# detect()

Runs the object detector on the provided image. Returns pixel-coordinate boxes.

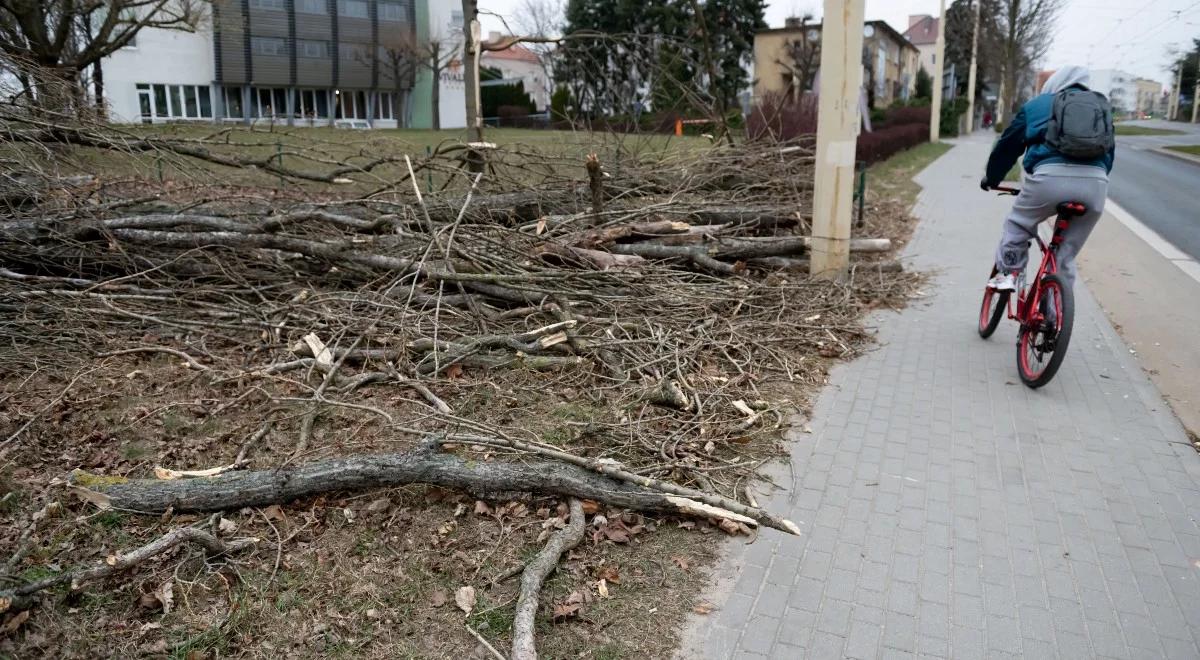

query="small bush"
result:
[881,105,930,128]
[857,123,928,165]
[746,91,818,142]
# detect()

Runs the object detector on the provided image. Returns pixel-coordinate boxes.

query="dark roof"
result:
[902,15,938,46]
[758,19,918,53]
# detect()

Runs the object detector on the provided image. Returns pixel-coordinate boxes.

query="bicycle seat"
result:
[1056,202,1087,217]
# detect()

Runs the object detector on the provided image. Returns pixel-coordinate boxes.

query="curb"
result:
[1152,146,1200,167]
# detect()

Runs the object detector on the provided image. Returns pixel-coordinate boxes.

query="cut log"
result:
[533,243,646,270]
[629,236,892,261]
[746,257,904,273]
[572,220,693,248]
[607,244,737,275]
[65,439,798,534]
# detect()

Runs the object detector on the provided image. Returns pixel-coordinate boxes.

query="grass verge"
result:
[867,141,953,209]
[1115,125,1186,136]
[1166,144,1200,156]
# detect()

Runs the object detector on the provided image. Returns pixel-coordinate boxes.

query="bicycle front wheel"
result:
[1017,273,1074,388]
[978,266,1009,339]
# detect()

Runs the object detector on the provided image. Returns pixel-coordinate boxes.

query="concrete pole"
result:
[966,0,981,133]
[1192,52,1200,123]
[1170,65,1182,121]
[809,0,866,279]
[930,0,947,142]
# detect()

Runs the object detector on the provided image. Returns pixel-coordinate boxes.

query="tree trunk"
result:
[92,59,106,120]
[431,45,442,131]
[461,0,483,144]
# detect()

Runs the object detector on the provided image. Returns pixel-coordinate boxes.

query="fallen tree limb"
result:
[512,498,584,660]
[634,236,892,260]
[0,526,258,613]
[745,257,904,273]
[65,439,798,534]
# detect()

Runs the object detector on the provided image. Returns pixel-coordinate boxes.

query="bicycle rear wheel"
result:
[1017,273,1073,388]
[978,266,1009,339]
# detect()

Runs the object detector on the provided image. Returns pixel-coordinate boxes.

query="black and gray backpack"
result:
[1044,87,1114,160]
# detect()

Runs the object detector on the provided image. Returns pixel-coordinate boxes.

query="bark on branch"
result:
[512,498,585,660]
[66,439,799,534]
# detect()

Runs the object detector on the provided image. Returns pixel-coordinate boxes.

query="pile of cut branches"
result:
[0,110,918,656]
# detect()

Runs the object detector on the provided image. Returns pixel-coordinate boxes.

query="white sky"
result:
[479,0,1200,90]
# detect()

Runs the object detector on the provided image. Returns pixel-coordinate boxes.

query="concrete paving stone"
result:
[677,135,1200,660]
[807,631,845,660]
[815,598,853,637]
[883,614,916,652]
[738,616,780,655]
[844,619,883,659]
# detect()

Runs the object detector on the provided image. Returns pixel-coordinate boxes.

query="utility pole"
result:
[809,0,866,278]
[930,0,947,142]
[966,0,981,134]
[1170,63,1182,121]
[1192,51,1200,123]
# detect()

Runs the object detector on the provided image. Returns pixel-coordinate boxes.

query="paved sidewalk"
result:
[681,134,1200,659]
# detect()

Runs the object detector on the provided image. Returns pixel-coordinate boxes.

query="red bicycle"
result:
[978,185,1084,388]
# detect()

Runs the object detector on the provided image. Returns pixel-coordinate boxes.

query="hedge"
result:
[746,92,930,165]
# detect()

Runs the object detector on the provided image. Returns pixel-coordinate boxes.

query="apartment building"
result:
[754,18,918,107]
[101,0,466,129]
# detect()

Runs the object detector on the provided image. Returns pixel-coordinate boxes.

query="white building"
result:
[480,32,550,112]
[1088,69,1139,115]
[102,28,215,124]
[97,0,466,130]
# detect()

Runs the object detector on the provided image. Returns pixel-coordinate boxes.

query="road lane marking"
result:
[1105,199,1200,285]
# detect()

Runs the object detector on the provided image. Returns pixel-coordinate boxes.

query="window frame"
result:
[337,0,368,18]
[251,36,287,57]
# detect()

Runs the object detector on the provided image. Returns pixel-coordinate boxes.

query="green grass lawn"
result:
[1166,144,1200,156]
[867,141,953,208]
[1115,125,1186,136]
[16,124,708,192]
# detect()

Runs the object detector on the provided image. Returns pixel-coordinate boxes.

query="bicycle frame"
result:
[993,185,1079,329]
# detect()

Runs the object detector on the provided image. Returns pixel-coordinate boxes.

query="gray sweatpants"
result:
[995,163,1109,291]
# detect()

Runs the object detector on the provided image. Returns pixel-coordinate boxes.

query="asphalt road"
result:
[1109,120,1200,260]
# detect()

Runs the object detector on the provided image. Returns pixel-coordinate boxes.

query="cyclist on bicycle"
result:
[980,65,1115,294]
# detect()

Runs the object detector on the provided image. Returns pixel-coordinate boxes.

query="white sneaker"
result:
[987,272,1016,291]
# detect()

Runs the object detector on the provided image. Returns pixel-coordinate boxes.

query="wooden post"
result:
[930,0,947,142]
[809,0,866,279]
[965,0,981,134]
[462,0,483,144]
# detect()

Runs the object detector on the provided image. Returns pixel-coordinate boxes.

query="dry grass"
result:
[0,125,939,659]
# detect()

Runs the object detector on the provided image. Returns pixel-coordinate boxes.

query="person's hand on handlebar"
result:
[980,176,994,191]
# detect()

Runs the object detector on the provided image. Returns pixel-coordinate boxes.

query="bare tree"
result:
[0,0,206,112]
[774,15,820,102]
[992,0,1062,122]
[513,0,563,105]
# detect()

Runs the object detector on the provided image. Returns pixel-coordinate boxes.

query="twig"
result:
[0,527,258,610]
[467,624,508,660]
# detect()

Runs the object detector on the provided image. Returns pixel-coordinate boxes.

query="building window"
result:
[379,2,405,21]
[296,0,327,13]
[249,0,285,9]
[224,86,244,118]
[376,92,394,119]
[298,89,330,118]
[251,36,287,57]
[337,0,367,18]
[298,39,330,58]
[451,9,464,26]
[138,83,214,119]
[339,43,366,60]
[334,89,368,119]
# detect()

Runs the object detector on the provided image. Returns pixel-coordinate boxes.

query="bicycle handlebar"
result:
[991,185,1020,196]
